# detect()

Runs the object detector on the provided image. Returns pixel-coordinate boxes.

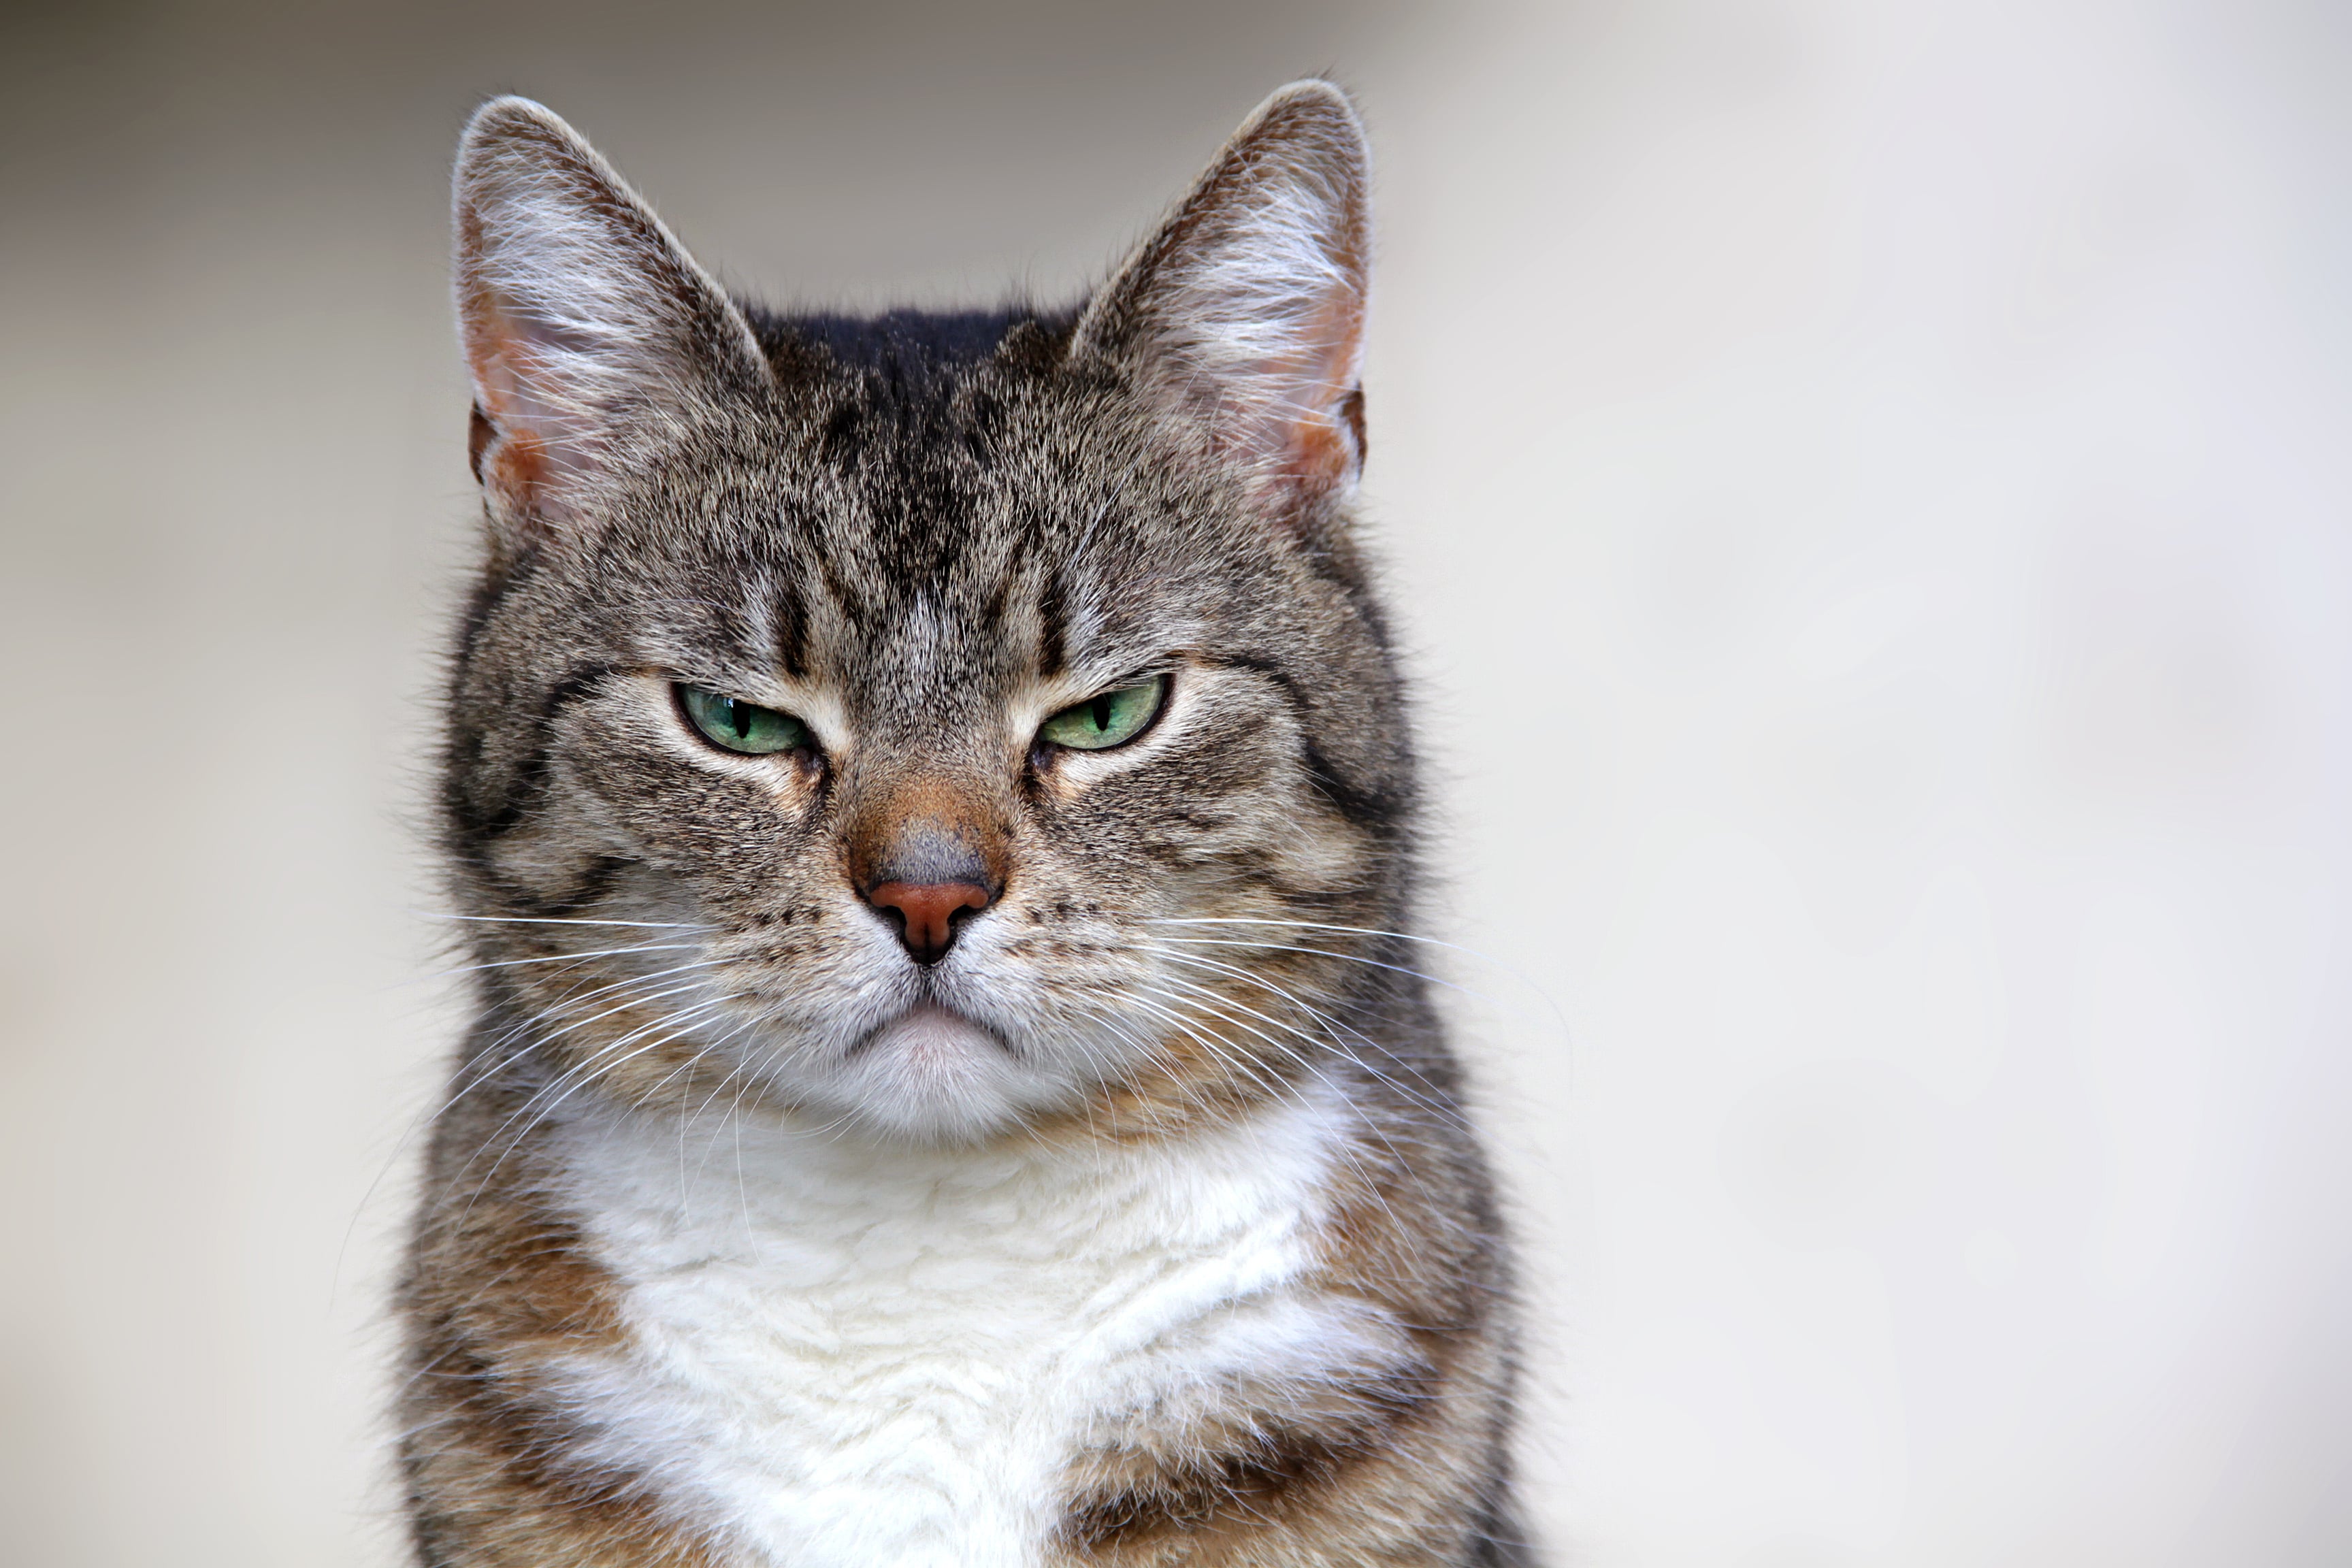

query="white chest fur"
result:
[544,1086,1369,1567]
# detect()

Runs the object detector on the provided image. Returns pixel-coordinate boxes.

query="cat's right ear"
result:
[453,97,768,564]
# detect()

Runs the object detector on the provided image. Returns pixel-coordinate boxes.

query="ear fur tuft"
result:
[1077,81,1373,517]
[453,96,768,561]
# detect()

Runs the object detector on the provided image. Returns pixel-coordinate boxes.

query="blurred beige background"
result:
[5,0,2350,1563]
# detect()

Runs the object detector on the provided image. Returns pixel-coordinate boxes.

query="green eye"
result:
[1038,676,1166,751]
[678,685,811,755]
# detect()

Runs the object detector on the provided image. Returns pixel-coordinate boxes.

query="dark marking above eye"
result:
[1035,572,1068,677]
[770,583,808,677]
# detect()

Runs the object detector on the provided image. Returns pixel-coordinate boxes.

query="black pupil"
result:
[727,699,753,740]
[1091,693,1114,732]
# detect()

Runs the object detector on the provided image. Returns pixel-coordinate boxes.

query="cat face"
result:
[442,91,1417,1143]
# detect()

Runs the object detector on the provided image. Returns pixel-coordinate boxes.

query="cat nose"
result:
[856,822,999,964]
[864,879,993,964]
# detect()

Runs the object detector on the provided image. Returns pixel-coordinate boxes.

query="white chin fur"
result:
[809,1003,1066,1143]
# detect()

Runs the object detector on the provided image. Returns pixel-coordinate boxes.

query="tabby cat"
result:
[397,82,1528,1567]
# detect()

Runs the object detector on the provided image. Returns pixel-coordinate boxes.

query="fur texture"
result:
[399,84,1529,1566]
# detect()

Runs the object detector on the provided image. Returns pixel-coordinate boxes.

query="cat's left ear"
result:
[1075,81,1371,520]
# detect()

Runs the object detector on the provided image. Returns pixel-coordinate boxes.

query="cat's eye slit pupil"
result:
[678,683,808,757]
[1036,675,1166,752]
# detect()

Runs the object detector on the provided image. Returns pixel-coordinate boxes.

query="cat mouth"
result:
[846,1001,1013,1060]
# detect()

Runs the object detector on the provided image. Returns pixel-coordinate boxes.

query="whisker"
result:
[1117,988,1319,1115]
[1120,981,1398,1147]
[340,951,726,1297]
[453,994,738,1218]
[1115,985,1418,1232]
[412,941,703,984]
[1137,962,1474,1222]
[446,973,734,1173]
[1141,948,1467,1126]
[1143,921,1570,1039]
[437,960,736,1104]
[414,911,716,930]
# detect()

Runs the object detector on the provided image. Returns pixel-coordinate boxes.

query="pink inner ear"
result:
[464,299,600,521]
[1238,294,1367,497]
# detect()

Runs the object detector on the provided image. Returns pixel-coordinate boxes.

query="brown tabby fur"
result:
[397,83,1529,1565]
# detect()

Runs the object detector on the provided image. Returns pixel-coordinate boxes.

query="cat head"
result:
[442,85,1422,1144]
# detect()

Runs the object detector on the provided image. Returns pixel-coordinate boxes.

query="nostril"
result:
[864,880,992,964]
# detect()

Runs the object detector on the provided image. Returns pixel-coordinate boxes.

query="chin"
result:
[796,1002,1085,1145]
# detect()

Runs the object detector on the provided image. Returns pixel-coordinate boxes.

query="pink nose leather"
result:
[864,879,992,964]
